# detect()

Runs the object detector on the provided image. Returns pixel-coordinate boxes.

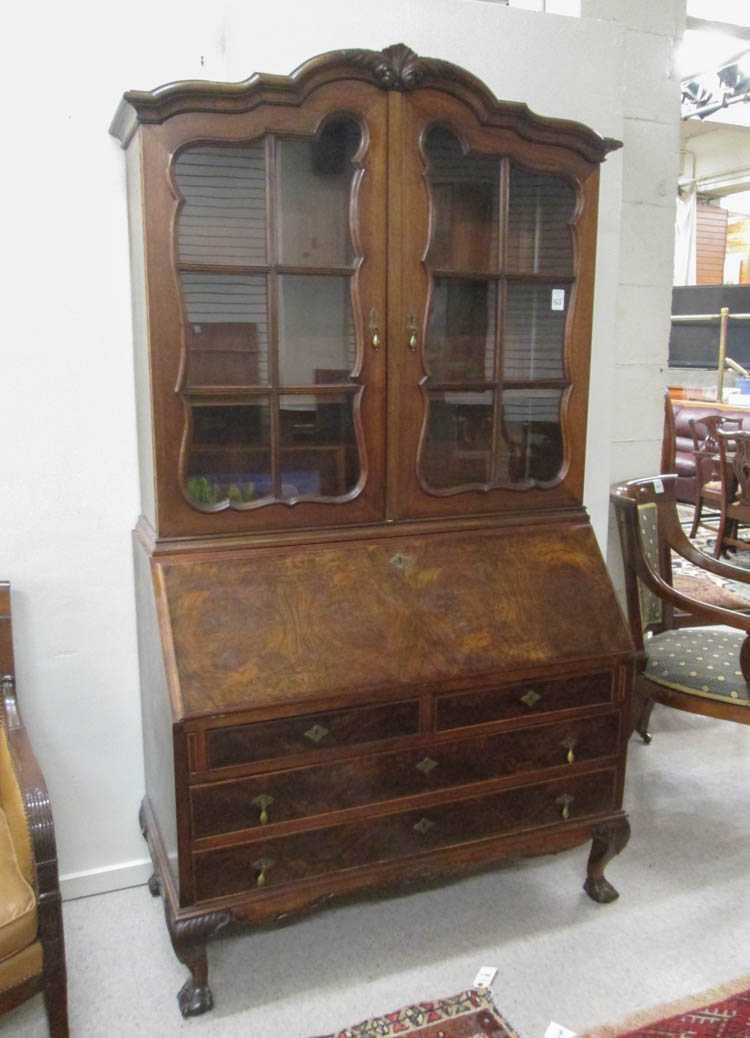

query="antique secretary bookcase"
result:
[111,44,633,1017]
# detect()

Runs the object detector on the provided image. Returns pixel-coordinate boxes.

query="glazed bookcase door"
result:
[391,88,600,520]
[140,82,388,537]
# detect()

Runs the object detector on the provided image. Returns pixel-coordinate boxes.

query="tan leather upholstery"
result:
[0,805,37,963]
[0,727,33,885]
[0,941,42,993]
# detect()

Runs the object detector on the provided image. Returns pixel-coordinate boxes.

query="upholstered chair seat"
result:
[645,625,750,708]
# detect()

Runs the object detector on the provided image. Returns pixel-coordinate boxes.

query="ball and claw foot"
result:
[147,872,161,898]
[178,978,214,1018]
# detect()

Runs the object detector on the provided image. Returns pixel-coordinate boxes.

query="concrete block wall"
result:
[581,0,683,580]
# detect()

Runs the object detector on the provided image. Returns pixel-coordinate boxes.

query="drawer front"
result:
[436,672,614,731]
[191,713,621,838]
[206,699,420,770]
[192,769,617,900]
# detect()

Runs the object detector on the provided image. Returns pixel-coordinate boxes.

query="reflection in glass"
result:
[425,279,496,383]
[503,283,567,381]
[278,275,355,385]
[181,273,269,387]
[175,143,267,266]
[277,118,361,268]
[425,126,500,272]
[186,401,272,506]
[422,391,494,489]
[506,168,575,274]
[279,393,359,499]
[501,389,563,483]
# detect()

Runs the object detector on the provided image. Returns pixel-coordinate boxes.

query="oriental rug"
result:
[310,988,520,1038]
[582,976,750,1038]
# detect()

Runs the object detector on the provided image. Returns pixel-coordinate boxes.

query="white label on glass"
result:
[551,289,565,311]
[545,1023,576,1038]
[473,966,497,989]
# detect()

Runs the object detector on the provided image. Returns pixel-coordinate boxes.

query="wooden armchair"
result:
[688,414,742,539]
[0,583,67,1036]
[611,476,750,743]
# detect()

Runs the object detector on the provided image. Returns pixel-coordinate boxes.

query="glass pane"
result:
[279,393,359,499]
[425,126,500,272]
[175,143,267,266]
[502,283,567,381]
[501,389,563,483]
[277,118,362,268]
[181,273,269,386]
[506,167,575,274]
[425,279,496,384]
[421,391,494,489]
[278,275,355,386]
[186,401,272,506]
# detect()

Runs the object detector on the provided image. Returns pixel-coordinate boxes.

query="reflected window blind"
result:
[503,285,566,380]
[175,144,267,266]
[507,169,574,273]
[181,273,269,383]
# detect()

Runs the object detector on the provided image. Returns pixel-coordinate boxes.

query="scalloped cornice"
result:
[110,43,621,163]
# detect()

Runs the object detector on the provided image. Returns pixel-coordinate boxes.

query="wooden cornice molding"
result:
[109,43,621,162]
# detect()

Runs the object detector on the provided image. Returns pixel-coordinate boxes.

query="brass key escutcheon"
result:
[304,723,330,744]
[252,793,274,825]
[521,689,542,708]
[413,817,435,835]
[253,858,274,888]
[416,757,438,775]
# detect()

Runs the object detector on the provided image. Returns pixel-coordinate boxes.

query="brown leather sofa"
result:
[0,583,67,1036]
[661,393,750,503]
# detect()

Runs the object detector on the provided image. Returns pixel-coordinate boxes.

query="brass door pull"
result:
[368,307,381,349]
[252,794,274,825]
[253,858,274,888]
[407,312,418,351]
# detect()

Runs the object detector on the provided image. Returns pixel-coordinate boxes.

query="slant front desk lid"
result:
[155,524,633,721]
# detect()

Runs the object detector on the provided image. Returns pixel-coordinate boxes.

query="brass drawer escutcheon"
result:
[253,858,274,888]
[413,817,435,835]
[520,689,542,708]
[556,794,575,821]
[415,756,438,775]
[252,794,274,825]
[304,723,330,745]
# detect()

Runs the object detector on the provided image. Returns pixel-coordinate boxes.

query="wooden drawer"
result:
[205,699,420,770]
[191,713,620,839]
[436,672,614,731]
[192,769,617,901]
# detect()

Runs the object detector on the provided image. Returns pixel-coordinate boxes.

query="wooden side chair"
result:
[0,583,68,1036]
[714,428,750,558]
[688,414,742,538]
[611,475,750,743]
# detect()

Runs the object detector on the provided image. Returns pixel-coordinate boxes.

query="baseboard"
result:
[60,857,153,901]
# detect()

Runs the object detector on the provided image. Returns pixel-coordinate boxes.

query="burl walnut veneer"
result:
[112,44,632,1016]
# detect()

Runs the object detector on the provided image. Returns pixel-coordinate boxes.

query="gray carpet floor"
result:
[3,708,749,1037]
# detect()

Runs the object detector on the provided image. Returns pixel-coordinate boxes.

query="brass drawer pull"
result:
[368,307,381,349]
[562,738,576,765]
[520,689,542,708]
[556,794,574,821]
[415,756,438,775]
[253,857,274,888]
[413,817,435,835]
[304,723,330,745]
[252,794,274,825]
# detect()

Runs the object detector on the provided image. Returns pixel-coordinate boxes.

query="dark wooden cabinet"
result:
[112,44,632,1017]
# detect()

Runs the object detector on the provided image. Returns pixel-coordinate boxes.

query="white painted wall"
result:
[1,0,680,895]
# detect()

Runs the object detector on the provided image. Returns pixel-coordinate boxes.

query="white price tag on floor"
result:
[473,966,497,989]
[545,1022,576,1038]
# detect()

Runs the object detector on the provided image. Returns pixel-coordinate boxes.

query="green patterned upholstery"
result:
[645,625,750,706]
[636,502,664,630]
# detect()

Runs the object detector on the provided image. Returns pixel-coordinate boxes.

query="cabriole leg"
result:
[584,817,631,904]
[166,905,231,1018]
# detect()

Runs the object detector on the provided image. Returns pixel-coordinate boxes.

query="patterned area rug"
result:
[672,505,750,608]
[582,977,750,1037]
[310,988,520,1038]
